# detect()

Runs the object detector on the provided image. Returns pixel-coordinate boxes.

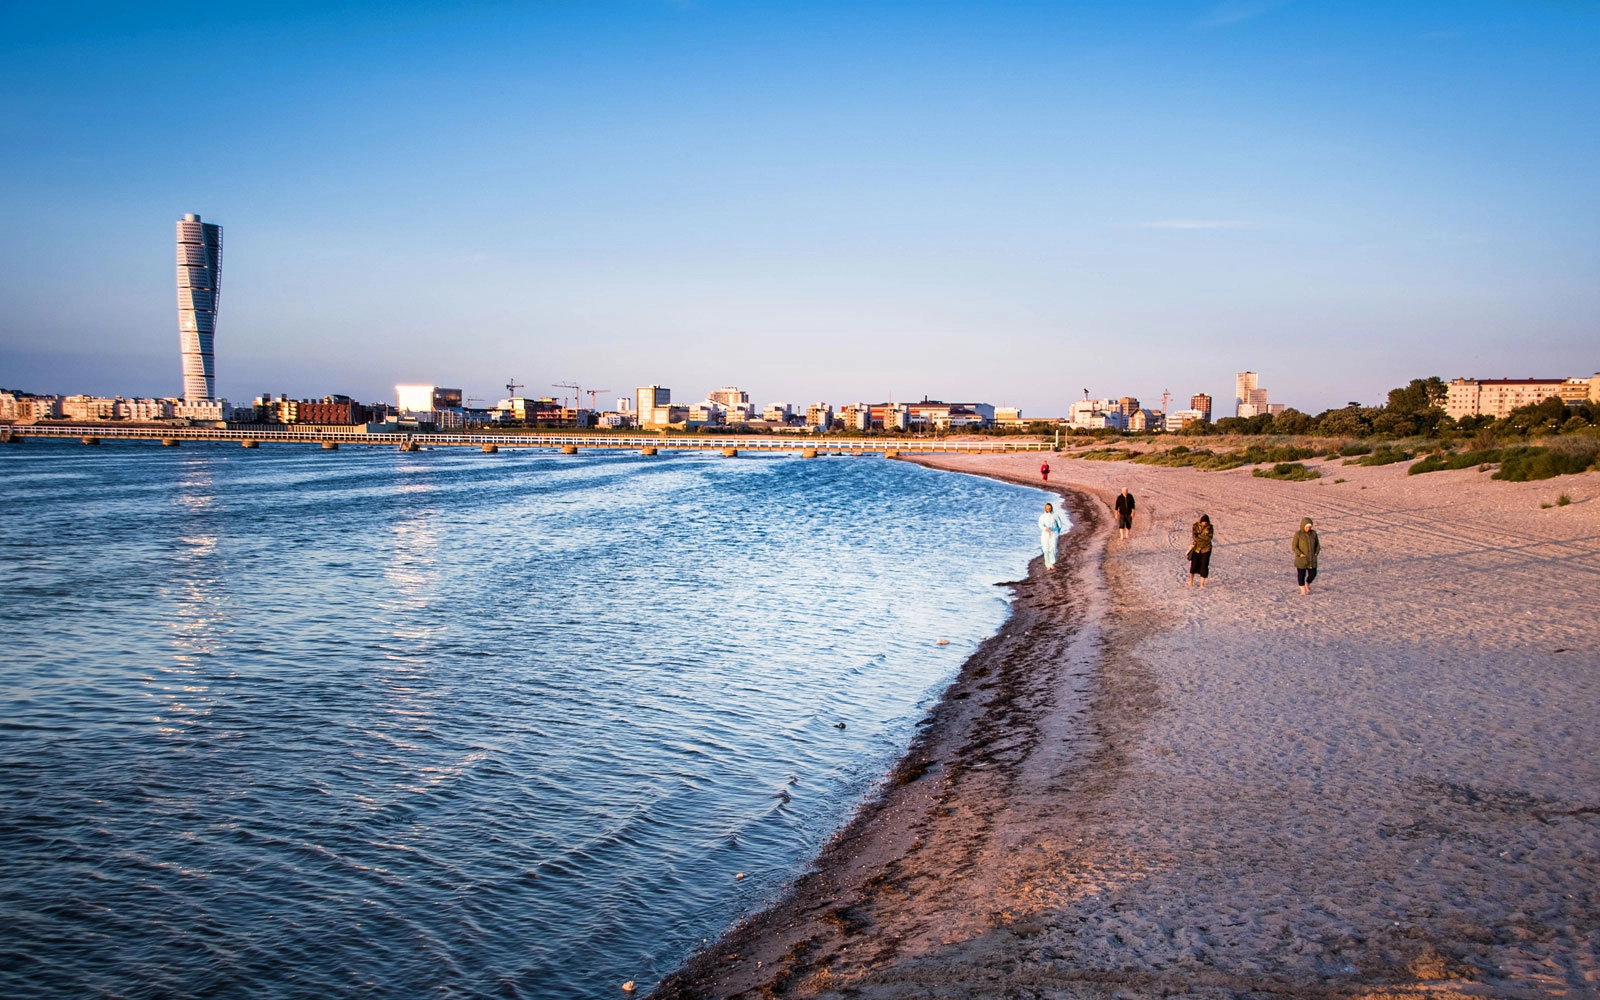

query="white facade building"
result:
[1068,399,1127,430]
[176,214,223,401]
[1165,408,1205,431]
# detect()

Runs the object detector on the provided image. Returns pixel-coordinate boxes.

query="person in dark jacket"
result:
[1113,489,1136,540]
[1292,517,1320,594]
[1040,461,1050,482]
[1188,514,1213,588]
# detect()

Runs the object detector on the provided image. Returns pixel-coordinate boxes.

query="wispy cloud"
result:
[1198,1,1288,28]
[1139,219,1255,230]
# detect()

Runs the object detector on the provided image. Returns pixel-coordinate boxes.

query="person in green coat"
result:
[1188,514,1213,588]
[1292,517,1320,594]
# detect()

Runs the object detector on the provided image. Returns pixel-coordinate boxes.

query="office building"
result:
[396,385,463,413]
[176,214,223,401]
[636,386,671,426]
[1190,393,1212,422]
[1235,372,1270,418]
[805,402,834,430]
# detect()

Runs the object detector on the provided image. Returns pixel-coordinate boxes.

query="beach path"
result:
[655,455,1600,999]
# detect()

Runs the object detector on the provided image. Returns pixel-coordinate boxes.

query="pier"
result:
[3,424,1048,454]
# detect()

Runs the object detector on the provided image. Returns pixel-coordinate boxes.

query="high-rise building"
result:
[1190,393,1212,422]
[1234,372,1257,418]
[636,386,671,425]
[176,214,223,401]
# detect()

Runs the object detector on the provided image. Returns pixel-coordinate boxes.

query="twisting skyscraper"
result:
[176,213,223,401]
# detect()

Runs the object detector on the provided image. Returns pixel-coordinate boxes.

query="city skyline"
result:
[2,3,1598,414]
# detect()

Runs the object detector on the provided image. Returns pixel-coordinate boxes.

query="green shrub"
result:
[1338,441,1374,457]
[1409,448,1503,475]
[1345,445,1414,467]
[1077,447,1139,461]
[1492,446,1599,482]
[1253,462,1321,481]
[1557,494,1573,506]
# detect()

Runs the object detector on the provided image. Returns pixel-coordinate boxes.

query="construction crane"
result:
[552,382,580,410]
[585,389,611,411]
[505,378,523,399]
[1161,388,1171,414]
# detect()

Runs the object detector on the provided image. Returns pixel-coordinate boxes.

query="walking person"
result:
[1293,517,1320,594]
[1040,460,1051,482]
[1188,514,1213,588]
[1038,502,1072,571]
[1113,488,1136,540]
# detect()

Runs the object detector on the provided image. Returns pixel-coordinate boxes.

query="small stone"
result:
[835,722,846,729]
[936,639,950,646]
[735,872,746,879]
[622,982,636,993]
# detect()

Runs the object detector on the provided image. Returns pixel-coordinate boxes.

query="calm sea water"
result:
[0,441,1048,999]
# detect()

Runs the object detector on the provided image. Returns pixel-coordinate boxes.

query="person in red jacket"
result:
[1040,461,1051,482]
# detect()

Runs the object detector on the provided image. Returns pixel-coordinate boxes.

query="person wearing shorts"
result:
[1113,489,1136,540]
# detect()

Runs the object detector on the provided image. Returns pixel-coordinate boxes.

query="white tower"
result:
[176,213,223,401]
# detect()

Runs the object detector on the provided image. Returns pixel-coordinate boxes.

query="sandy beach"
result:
[655,453,1600,999]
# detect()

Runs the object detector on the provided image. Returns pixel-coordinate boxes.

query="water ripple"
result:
[0,442,1048,998]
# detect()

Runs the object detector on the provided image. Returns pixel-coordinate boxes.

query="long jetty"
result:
[1,424,1047,455]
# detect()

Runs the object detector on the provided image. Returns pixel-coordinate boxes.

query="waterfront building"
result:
[688,400,726,425]
[878,403,911,431]
[708,387,749,409]
[762,402,794,423]
[636,386,671,426]
[993,406,1024,427]
[837,403,872,432]
[0,392,62,422]
[1117,396,1140,416]
[176,214,222,401]
[1190,393,1213,422]
[1267,403,1287,417]
[124,398,173,421]
[396,385,463,413]
[60,396,122,421]
[805,402,833,430]
[1446,375,1599,420]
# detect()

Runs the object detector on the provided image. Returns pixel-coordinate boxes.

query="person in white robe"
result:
[1038,502,1072,570]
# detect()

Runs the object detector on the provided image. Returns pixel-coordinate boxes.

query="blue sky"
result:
[1,1,1596,415]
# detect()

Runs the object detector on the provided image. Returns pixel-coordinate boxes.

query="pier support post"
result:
[400,440,419,452]
[884,449,899,458]
[641,446,657,456]
[241,439,258,448]
[322,441,339,450]
[481,444,498,453]
[562,445,579,455]
[801,448,818,458]
[82,437,100,446]
[722,447,738,458]
[161,438,180,447]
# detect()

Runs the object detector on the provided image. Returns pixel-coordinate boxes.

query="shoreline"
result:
[656,455,1600,999]
[653,473,1120,998]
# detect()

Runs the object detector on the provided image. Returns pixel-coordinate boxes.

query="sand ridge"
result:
[655,455,1600,999]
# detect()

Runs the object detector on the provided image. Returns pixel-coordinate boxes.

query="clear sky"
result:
[1,1,1596,415]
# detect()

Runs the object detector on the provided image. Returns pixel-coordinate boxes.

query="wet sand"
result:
[654,455,1600,999]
